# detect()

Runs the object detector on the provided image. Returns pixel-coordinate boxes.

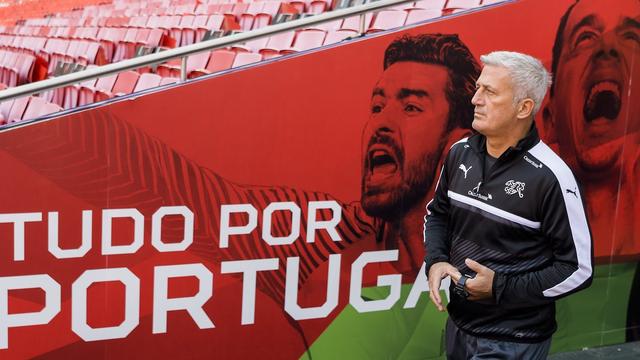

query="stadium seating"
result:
[0,0,504,124]
[189,49,237,78]
[367,10,408,33]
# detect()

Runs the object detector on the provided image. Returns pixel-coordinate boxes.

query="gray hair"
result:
[480,51,552,116]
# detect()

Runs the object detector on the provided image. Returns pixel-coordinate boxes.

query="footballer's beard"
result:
[361,148,443,222]
[574,136,624,176]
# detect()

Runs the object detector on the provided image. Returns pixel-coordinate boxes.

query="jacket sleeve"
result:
[493,176,594,307]
[423,148,454,275]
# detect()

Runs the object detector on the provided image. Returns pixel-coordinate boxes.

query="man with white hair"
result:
[424,51,594,359]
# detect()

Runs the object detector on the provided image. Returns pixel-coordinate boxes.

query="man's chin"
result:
[575,140,623,175]
[361,192,399,220]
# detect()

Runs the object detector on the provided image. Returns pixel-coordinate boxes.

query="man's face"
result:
[552,0,640,173]
[361,61,450,220]
[471,65,519,138]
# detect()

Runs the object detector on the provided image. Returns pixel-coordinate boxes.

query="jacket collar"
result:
[467,123,540,155]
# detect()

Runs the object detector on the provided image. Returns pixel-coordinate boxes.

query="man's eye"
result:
[405,104,422,113]
[371,104,383,113]
[622,31,640,44]
[575,30,597,48]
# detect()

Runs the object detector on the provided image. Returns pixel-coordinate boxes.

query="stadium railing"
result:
[0,0,429,105]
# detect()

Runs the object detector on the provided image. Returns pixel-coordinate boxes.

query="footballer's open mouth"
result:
[583,79,622,123]
[368,145,399,176]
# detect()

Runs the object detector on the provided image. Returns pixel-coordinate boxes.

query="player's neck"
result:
[381,204,426,275]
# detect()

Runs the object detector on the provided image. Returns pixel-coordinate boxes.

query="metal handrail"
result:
[0,0,416,102]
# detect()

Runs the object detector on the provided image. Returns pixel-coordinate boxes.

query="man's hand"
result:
[450,258,495,301]
[428,262,461,311]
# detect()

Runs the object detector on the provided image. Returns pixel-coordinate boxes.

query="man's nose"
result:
[593,31,620,63]
[471,89,483,106]
[371,106,399,133]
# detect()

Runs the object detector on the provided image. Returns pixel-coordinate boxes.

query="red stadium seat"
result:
[0,96,13,125]
[15,53,36,85]
[78,41,107,65]
[112,27,138,62]
[129,16,149,28]
[94,70,139,101]
[78,73,117,105]
[232,3,251,16]
[160,77,178,85]
[194,4,214,15]
[21,96,46,120]
[233,37,269,53]
[189,49,236,78]
[157,51,209,78]
[232,52,262,68]
[181,14,208,45]
[252,13,272,29]
[367,10,408,33]
[323,29,358,45]
[22,96,62,121]
[245,2,265,15]
[305,19,343,31]
[261,1,284,16]
[405,8,442,25]
[445,0,482,11]
[259,32,296,57]
[2,52,19,86]
[193,14,233,43]
[99,27,127,62]
[289,0,307,14]
[6,96,29,123]
[63,76,97,109]
[284,29,326,53]
[218,4,235,14]
[178,15,197,46]
[340,13,373,32]
[239,14,256,31]
[412,0,447,10]
[133,73,162,92]
[309,0,330,14]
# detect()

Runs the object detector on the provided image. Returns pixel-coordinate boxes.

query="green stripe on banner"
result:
[303,262,637,359]
[551,262,637,354]
[302,284,448,360]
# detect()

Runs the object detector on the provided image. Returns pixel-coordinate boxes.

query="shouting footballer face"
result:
[550,0,640,175]
[361,61,450,221]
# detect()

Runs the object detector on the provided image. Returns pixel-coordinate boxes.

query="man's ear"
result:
[517,99,535,120]
[541,103,557,144]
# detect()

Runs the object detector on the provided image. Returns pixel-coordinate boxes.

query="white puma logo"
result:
[459,164,472,179]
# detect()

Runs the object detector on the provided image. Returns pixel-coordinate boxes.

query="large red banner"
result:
[0,0,638,358]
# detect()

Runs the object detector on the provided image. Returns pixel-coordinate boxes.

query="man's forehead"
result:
[566,0,640,34]
[477,65,511,88]
[375,61,449,93]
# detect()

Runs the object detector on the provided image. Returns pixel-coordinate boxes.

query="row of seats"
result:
[13,0,298,28]
[0,0,106,26]
[0,50,39,87]
[0,0,505,125]
[31,71,179,118]
[0,95,63,125]
[0,2,480,67]
[53,71,179,109]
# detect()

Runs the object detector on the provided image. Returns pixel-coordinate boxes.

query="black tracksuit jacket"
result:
[424,126,593,342]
